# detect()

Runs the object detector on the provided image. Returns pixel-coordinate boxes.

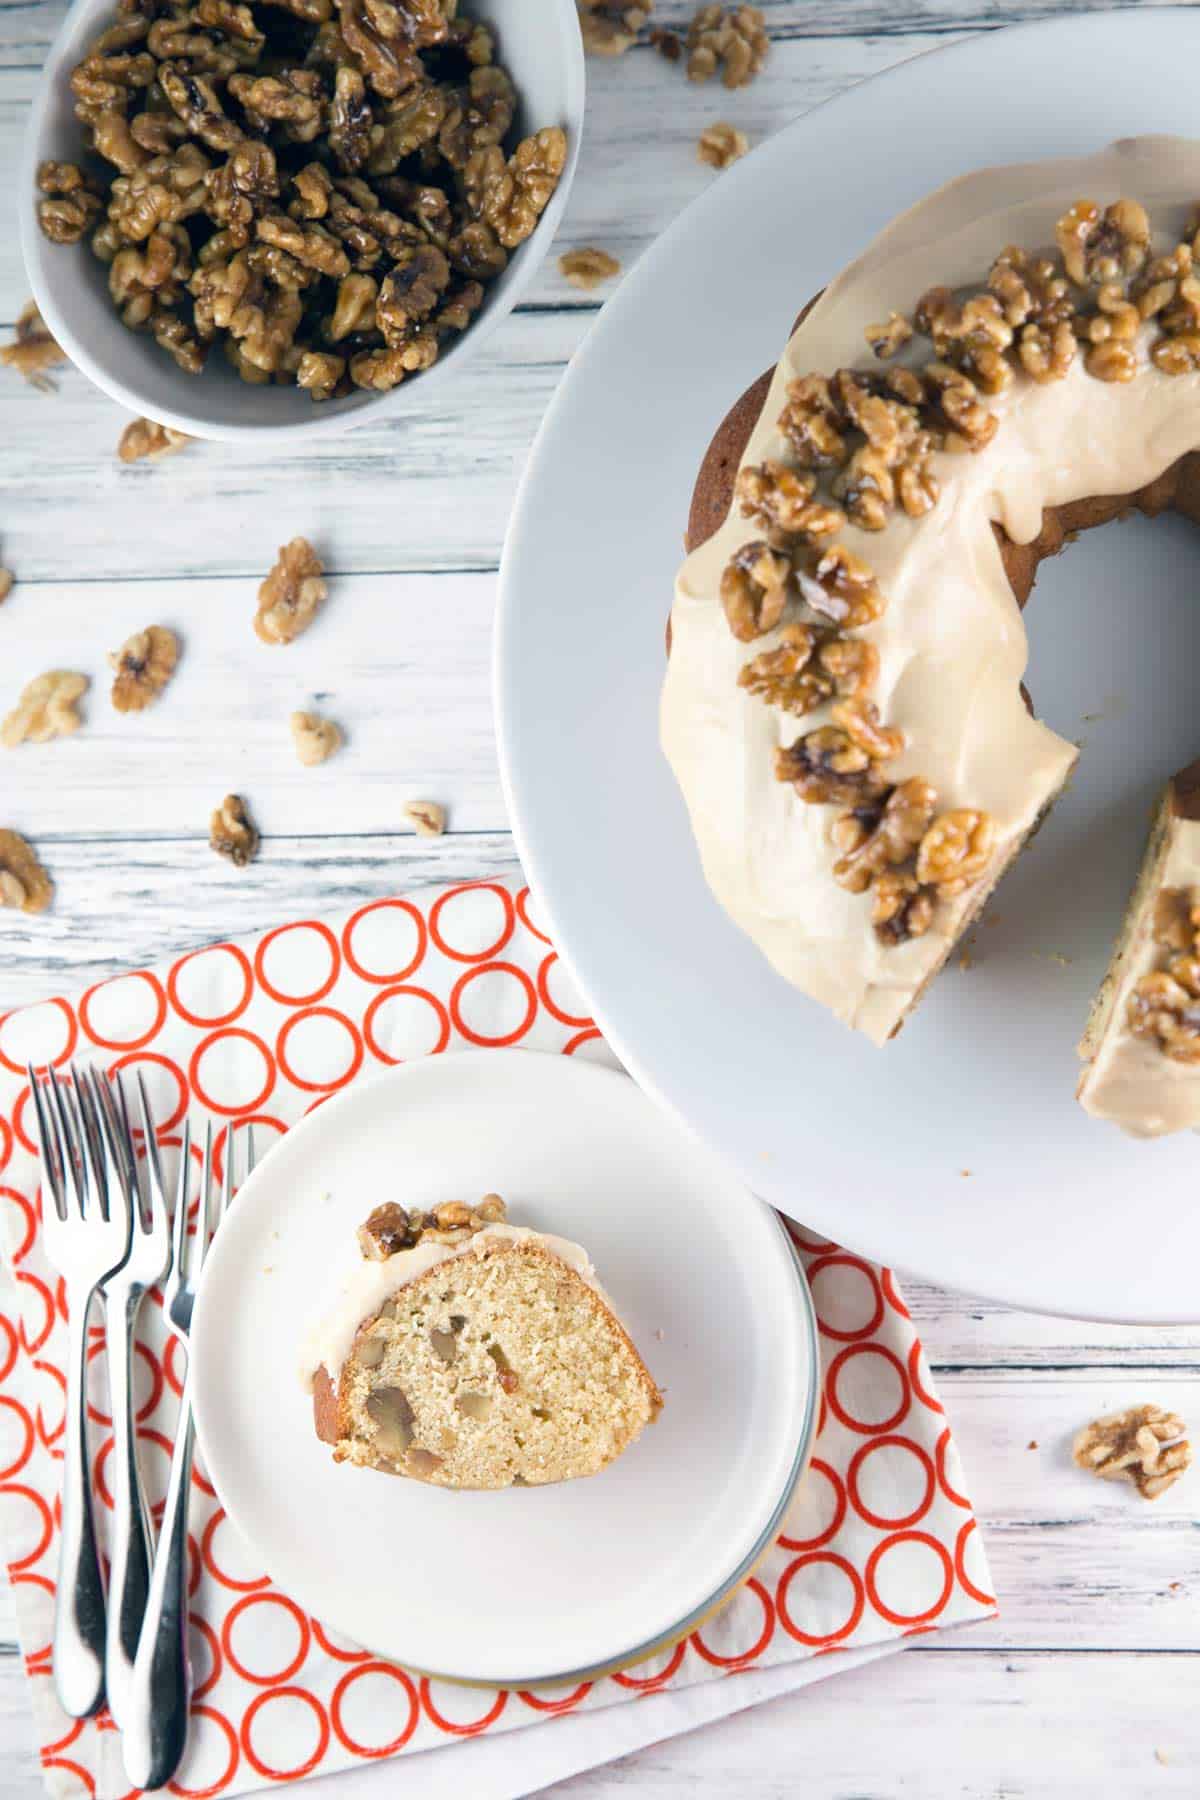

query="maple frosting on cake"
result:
[662,136,1200,1050]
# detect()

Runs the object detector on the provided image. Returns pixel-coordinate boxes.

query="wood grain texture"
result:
[3,3,1200,1796]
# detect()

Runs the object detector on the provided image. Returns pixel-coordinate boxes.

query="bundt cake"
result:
[661,137,1200,1121]
[304,1195,662,1489]
[1078,762,1200,1135]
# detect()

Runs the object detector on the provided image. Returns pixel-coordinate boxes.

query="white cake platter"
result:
[190,1052,817,1683]
[495,10,1200,1323]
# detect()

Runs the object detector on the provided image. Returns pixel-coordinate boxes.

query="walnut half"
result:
[0,302,67,391]
[117,417,192,463]
[210,793,259,866]
[1073,1404,1192,1501]
[109,625,179,712]
[404,800,445,838]
[0,830,54,915]
[1,672,89,748]
[290,710,342,765]
[697,122,748,170]
[255,537,327,645]
[558,247,621,290]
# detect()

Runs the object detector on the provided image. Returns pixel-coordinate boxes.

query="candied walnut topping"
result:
[872,870,936,946]
[38,1,565,399]
[686,4,768,88]
[255,537,327,645]
[736,462,844,546]
[1,672,89,748]
[1073,1405,1191,1501]
[915,808,996,897]
[697,122,748,170]
[1056,198,1150,286]
[796,542,885,629]
[865,312,912,360]
[774,728,891,808]
[209,793,259,867]
[832,779,938,895]
[721,541,792,642]
[559,247,621,290]
[404,799,446,837]
[577,0,650,56]
[109,625,179,712]
[0,302,67,390]
[739,626,878,717]
[0,830,54,915]
[358,1192,507,1258]
[117,416,192,462]
[290,709,342,765]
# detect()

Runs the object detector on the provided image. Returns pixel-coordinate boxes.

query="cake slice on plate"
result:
[1078,761,1200,1135]
[305,1195,662,1489]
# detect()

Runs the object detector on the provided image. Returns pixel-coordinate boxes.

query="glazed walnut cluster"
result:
[357,1193,507,1257]
[721,193,1200,947]
[1127,887,1200,1062]
[36,0,566,397]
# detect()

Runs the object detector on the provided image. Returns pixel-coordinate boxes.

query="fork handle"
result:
[53,1291,107,1719]
[122,1379,195,1792]
[103,1287,153,1734]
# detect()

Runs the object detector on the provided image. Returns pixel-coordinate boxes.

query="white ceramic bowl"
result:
[20,0,584,445]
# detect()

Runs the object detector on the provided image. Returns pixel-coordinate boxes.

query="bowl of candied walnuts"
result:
[21,0,584,441]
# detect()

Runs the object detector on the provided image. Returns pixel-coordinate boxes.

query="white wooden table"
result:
[3,2,1199,1792]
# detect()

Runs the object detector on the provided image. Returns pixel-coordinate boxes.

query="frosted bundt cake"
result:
[305,1195,662,1489]
[662,137,1200,1081]
[1077,762,1200,1136]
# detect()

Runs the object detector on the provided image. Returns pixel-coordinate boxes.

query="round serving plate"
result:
[496,10,1200,1324]
[190,1051,818,1686]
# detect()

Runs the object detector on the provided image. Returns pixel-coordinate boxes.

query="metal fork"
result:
[28,1064,133,1720]
[90,1072,172,1734]
[123,1120,253,1792]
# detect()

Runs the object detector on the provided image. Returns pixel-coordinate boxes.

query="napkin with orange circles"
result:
[0,878,996,1800]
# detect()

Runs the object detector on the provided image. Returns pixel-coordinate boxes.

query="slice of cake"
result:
[305,1195,662,1489]
[1078,762,1200,1135]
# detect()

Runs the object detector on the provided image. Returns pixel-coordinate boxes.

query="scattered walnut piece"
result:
[109,626,179,712]
[865,312,913,360]
[558,247,621,291]
[1073,1404,1191,1500]
[686,3,768,87]
[0,302,67,391]
[117,417,192,463]
[697,122,748,170]
[209,793,259,867]
[0,830,54,914]
[0,569,12,606]
[1,672,89,748]
[650,25,681,58]
[255,537,327,645]
[577,0,650,55]
[290,709,342,765]
[404,800,446,838]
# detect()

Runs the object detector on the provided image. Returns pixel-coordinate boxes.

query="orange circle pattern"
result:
[0,880,995,1793]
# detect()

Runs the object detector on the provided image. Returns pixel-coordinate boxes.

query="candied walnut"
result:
[686,3,768,88]
[865,312,912,359]
[1056,197,1150,286]
[559,247,621,290]
[291,709,342,764]
[832,445,898,531]
[438,66,517,170]
[831,778,939,894]
[70,47,156,124]
[150,307,207,374]
[109,228,192,327]
[464,127,566,250]
[290,162,333,220]
[1018,318,1076,384]
[256,213,350,278]
[738,626,879,717]
[349,335,438,389]
[108,144,211,240]
[896,455,939,518]
[157,60,242,151]
[0,302,67,390]
[196,0,266,47]
[720,541,792,642]
[923,362,997,453]
[774,727,890,807]
[777,374,847,469]
[915,287,1014,391]
[872,870,935,946]
[93,110,150,175]
[404,799,446,837]
[36,161,103,244]
[1,671,89,748]
[205,141,278,234]
[358,1201,419,1258]
[108,625,179,712]
[1152,333,1200,377]
[1073,1405,1191,1501]
[797,542,886,629]
[366,87,450,173]
[987,245,1073,328]
[376,246,451,344]
[577,0,650,56]
[1128,970,1200,1062]
[829,697,903,763]
[328,65,373,171]
[210,793,259,867]
[129,109,191,155]
[1085,339,1138,383]
[0,831,53,915]
[327,272,378,339]
[735,461,844,546]
[650,24,681,58]
[339,0,424,99]
[1152,888,1200,953]
[256,537,327,644]
[227,69,323,142]
[697,122,748,170]
[296,349,346,400]
[915,808,995,897]
[434,278,484,338]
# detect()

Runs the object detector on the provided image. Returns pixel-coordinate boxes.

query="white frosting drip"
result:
[300,1224,601,1390]
[661,137,1200,1045]
[1078,810,1200,1138]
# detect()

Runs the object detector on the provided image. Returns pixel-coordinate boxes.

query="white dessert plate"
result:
[189,1051,817,1685]
[496,10,1200,1325]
